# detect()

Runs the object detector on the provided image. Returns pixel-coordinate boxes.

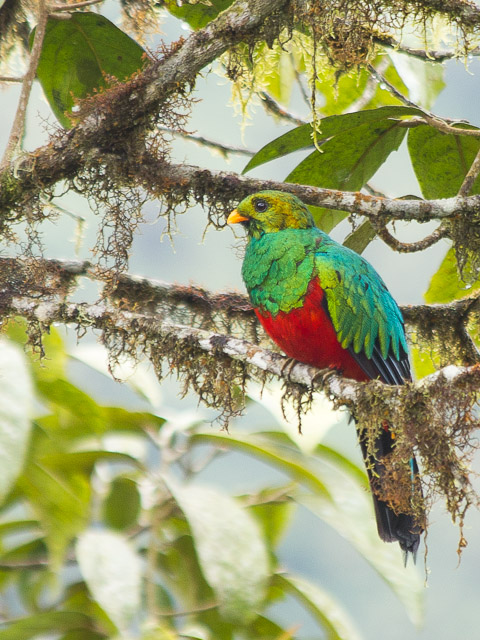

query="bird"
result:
[227,189,424,558]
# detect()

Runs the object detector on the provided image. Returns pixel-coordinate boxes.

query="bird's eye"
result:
[254,199,269,213]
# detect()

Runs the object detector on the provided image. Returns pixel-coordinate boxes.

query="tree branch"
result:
[0,0,289,214]
[133,155,480,223]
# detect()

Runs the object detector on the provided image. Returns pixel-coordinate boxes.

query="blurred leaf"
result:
[40,450,141,472]
[165,479,270,624]
[411,345,438,380]
[408,123,480,198]
[17,458,91,570]
[0,339,33,504]
[243,106,423,174]
[262,46,296,105]
[190,431,330,496]
[247,487,295,548]
[343,220,377,254]
[425,247,480,304]
[275,573,363,640]
[0,612,95,639]
[76,529,142,634]
[390,52,445,110]
[61,581,116,637]
[32,13,146,128]
[6,323,67,382]
[37,378,165,440]
[245,614,294,640]
[59,631,107,640]
[163,0,235,29]
[295,460,424,626]
[103,477,141,530]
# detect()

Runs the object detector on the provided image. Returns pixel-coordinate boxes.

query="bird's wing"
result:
[315,244,411,384]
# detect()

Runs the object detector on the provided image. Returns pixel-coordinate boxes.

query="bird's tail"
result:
[357,422,424,560]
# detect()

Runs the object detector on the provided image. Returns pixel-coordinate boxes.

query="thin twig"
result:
[367,64,480,138]
[259,91,307,126]
[0,1,48,171]
[48,0,103,10]
[345,57,389,114]
[375,34,480,62]
[159,126,255,157]
[374,221,450,252]
[0,76,24,83]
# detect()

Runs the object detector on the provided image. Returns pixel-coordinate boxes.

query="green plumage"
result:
[238,191,407,361]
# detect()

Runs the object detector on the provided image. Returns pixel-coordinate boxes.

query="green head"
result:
[227,190,315,238]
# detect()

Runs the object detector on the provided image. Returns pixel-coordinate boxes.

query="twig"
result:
[48,0,103,10]
[133,154,480,223]
[0,76,24,84]
[373,221,450,252]
[259,91,307,126]
[0,1,49,171]
[367,64,480,138]
[374,34,480,62]
[159,127,255,157]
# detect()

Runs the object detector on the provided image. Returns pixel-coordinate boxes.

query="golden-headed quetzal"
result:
[227,190,423,557]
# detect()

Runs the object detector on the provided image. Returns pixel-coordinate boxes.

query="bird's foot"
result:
[280,357,298,382]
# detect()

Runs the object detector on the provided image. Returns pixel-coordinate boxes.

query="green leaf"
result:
[165,479,270,624]
[76,529,142,634]
[390,52,445,111]
[274,573,363,640]
[343,220,377,254]
[243,124,313,174]
[16,460,91,570]
[163,0,235,29]
[425,247,480,304]
[40,450,141,472]
[408,123,480,198]
[32,13,146,128]
[243,106,423,174]
[286,117,407,190]
[0,612,95,639]
[103,477,141,531]
[190,431,330,496]
[0,339,33,504]
[248,488,295,548]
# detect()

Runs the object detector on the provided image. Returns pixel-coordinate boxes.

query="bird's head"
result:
[227,190,315,238]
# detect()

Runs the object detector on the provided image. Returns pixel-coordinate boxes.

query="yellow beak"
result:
[227,209,249,225]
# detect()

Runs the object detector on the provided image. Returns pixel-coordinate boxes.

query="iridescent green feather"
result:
[314,238,407,360]
[236,190,407,362]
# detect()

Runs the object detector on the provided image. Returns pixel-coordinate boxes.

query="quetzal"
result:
[227,190,423,556]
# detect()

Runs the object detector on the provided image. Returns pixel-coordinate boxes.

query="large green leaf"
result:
[165,479,270,624]
[424,247,480,304]
[286,117,407,190]
[0,339,33,505]
[275,573,363,640]
[243,106,423,174]
[408,123,480,198]
[190,430,330,496]
[32,13,146,128]
[163,0,235,29]
[76,530,142,634]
